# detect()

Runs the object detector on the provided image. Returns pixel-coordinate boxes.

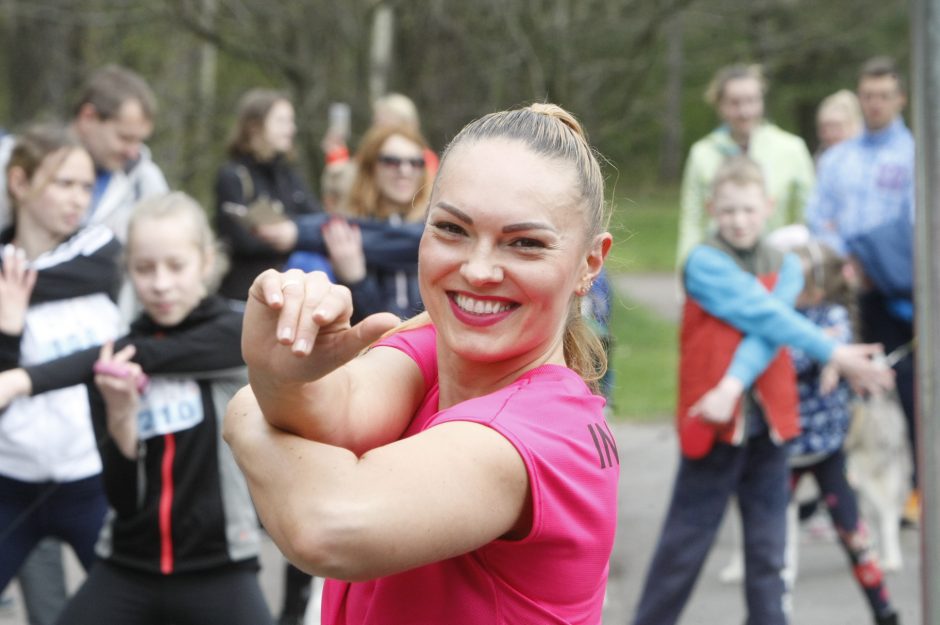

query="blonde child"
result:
[0,192,272,624]
[632,155,892,625]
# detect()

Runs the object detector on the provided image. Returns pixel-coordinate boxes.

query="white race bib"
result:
[137,378,204,440]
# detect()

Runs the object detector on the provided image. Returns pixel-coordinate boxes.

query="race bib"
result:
[137,378,204,440]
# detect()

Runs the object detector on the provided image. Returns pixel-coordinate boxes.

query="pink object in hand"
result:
[93,361,150,394]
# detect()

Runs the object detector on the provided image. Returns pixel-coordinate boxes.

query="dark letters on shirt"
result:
[588,422,620,469]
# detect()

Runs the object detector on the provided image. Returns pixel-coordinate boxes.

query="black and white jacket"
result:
[23,296,259,575]
[0,225,123,482]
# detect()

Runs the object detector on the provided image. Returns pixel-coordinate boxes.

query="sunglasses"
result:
[377,154,426,170]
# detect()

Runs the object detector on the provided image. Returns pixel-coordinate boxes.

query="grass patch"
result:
[607,188,680,274]
[607,292,677,422]
[602,186,680,421]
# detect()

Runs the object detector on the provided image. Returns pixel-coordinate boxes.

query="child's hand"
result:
[94,342,144,458]
[689,376,744,425]
[818,363,841,395]
[0,245,37,335]
[829,343,895,396]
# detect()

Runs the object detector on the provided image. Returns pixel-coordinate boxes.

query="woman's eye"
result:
[431,221,466,236]
[510,237,546,249]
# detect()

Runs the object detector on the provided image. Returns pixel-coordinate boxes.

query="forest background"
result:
[0,0,910,199]
[0,0,911,416]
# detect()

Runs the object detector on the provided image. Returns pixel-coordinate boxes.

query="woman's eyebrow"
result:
[502,222,557,234]
[435,201,558,234]
[434,201,472,224]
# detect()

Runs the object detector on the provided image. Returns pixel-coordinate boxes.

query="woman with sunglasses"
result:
[321,124,431,321]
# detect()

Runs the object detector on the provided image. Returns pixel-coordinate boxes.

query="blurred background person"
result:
[321,92,439,186]
[322,123,430,322]
[815,89,863,160]
[0,124,122,621]
[676,63,814,265]
[215,88,324,302]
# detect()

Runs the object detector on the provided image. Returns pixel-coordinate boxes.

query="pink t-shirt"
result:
[321,325,620,625]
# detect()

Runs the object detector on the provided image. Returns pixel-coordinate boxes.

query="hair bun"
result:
[527,102,589,142]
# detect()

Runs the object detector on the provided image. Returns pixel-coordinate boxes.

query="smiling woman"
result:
[320,124,431,322]
[224,103,618,624]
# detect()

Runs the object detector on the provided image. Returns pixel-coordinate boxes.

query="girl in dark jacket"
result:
[215,89,324,301]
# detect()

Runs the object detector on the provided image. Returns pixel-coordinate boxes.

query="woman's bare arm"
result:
[223,386,529,582]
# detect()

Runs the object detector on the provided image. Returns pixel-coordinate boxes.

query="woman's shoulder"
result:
[448,365,605,434]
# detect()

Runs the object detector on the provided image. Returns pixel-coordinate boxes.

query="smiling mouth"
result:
[451,292,518,315]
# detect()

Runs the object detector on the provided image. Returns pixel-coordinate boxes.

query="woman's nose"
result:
[460,246,503,285]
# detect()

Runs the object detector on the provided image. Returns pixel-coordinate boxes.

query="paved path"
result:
[0,275,923,624]
[612,271,681,323]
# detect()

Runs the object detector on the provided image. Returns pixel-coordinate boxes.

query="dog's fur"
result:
[844,392,911,571]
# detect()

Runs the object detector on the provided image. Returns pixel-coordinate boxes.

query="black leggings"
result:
[791,450,894,619]
[56,560,273,625]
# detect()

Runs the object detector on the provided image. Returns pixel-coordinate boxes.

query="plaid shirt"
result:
[806,117,915,255]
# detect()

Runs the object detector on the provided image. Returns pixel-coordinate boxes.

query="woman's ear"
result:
[576,232,612,295]
[585,232,613,281]
[7,166,29,201]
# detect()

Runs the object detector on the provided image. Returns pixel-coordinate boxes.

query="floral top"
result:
[787,303,854,465]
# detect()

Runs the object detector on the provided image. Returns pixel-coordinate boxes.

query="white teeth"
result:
[454,293,513,315]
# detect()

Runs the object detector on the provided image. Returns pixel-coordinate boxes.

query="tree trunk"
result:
[659,11,684,183]
[369,2,394,103]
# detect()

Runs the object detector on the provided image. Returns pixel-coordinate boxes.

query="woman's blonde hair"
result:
[127,191,229,292]
[407,102,612,392]
[344,124,431,222]
[817,89,863,136]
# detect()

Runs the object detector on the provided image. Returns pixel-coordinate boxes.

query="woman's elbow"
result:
[281,505,383,582]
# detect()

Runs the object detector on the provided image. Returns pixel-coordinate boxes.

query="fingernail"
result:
[15,248,25,261]
[269,291,283,305]
[278,326,293,342]
[293,339,309,354]
[3,244,12,256]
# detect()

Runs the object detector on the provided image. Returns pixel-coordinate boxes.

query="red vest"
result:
[677,272,800,459]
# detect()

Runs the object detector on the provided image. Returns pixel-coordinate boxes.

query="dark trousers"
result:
[18,539,68,625]
[632,432,789,625]
[56,560,274,625]
[858,291,917,486]
[0,473,107,594]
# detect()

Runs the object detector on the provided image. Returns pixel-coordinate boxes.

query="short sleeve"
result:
[374,324,438,388]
